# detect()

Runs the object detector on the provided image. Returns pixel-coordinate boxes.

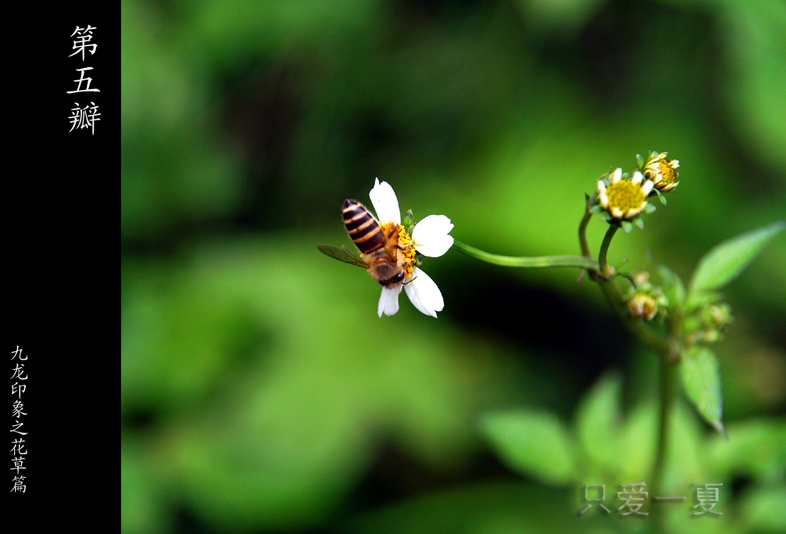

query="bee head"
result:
[379,270,406,288]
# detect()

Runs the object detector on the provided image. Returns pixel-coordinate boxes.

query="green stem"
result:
[653,357,678,489]
[651,355,678,533]
[578,194,594,260]
[598,224,618,278]
[593,221,681,534]
[594,225,674,356]
[580,198,681,534]
[453,240,599,271]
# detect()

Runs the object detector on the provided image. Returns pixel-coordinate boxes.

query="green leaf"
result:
[687,220,786,308]
[616,402,658,480]
[575,374,622,472]
[480,410,577,485]
[680,346,725,435]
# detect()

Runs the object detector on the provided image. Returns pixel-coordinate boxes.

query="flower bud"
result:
[642,152,680,193]
[627,292,659,320]
[703,303,732,329]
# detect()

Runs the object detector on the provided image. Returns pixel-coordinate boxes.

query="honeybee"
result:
[318,199,414,288]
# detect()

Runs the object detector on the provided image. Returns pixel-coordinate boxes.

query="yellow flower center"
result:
[397,226,417,279]
[656,160,678,185]
[377,222,417,280]
[606,180,646,219]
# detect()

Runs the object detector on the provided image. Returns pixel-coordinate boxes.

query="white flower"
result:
[369,178,453,317]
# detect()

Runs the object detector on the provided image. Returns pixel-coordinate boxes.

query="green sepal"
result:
[402,208,415,230]
[617,271,638,288]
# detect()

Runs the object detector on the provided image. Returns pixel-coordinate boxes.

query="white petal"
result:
[411,214,454,257]
[369,178,401,225]
[599,191,609,209]
[404,267,444,318]
[378,285,402,317]
[642,179,654,196]
[631,170,643,185]
[610,168,622,183]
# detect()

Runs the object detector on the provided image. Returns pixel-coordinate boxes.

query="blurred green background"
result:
[121,0,786,533]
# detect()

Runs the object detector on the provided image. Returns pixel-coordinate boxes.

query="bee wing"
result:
[317,244,367,268]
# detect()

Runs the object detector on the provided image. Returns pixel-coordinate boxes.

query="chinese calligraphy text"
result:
[67,25,100,135]
[10,346,28,493]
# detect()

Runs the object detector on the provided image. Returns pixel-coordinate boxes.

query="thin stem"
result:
[651,355,679,534]
[598,224,618,278]
[580,196,682,534]
[453,240,600,271]
[578,194,594,260]
[653,356,678,489]
[593,224,675,356]
[578,194,603,283]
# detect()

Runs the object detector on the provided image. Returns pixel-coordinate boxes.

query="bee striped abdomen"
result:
[343,199,385,253]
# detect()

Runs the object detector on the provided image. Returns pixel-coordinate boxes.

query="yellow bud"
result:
[628,292,658,320]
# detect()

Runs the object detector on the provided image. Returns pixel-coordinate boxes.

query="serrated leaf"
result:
[680,346,725,435]
[687,221,785,307]
[480,410,577,485]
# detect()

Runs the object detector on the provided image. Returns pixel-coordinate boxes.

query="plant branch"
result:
[598,224,618,278]
[579,194,594,261]
[453,240,600,270]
